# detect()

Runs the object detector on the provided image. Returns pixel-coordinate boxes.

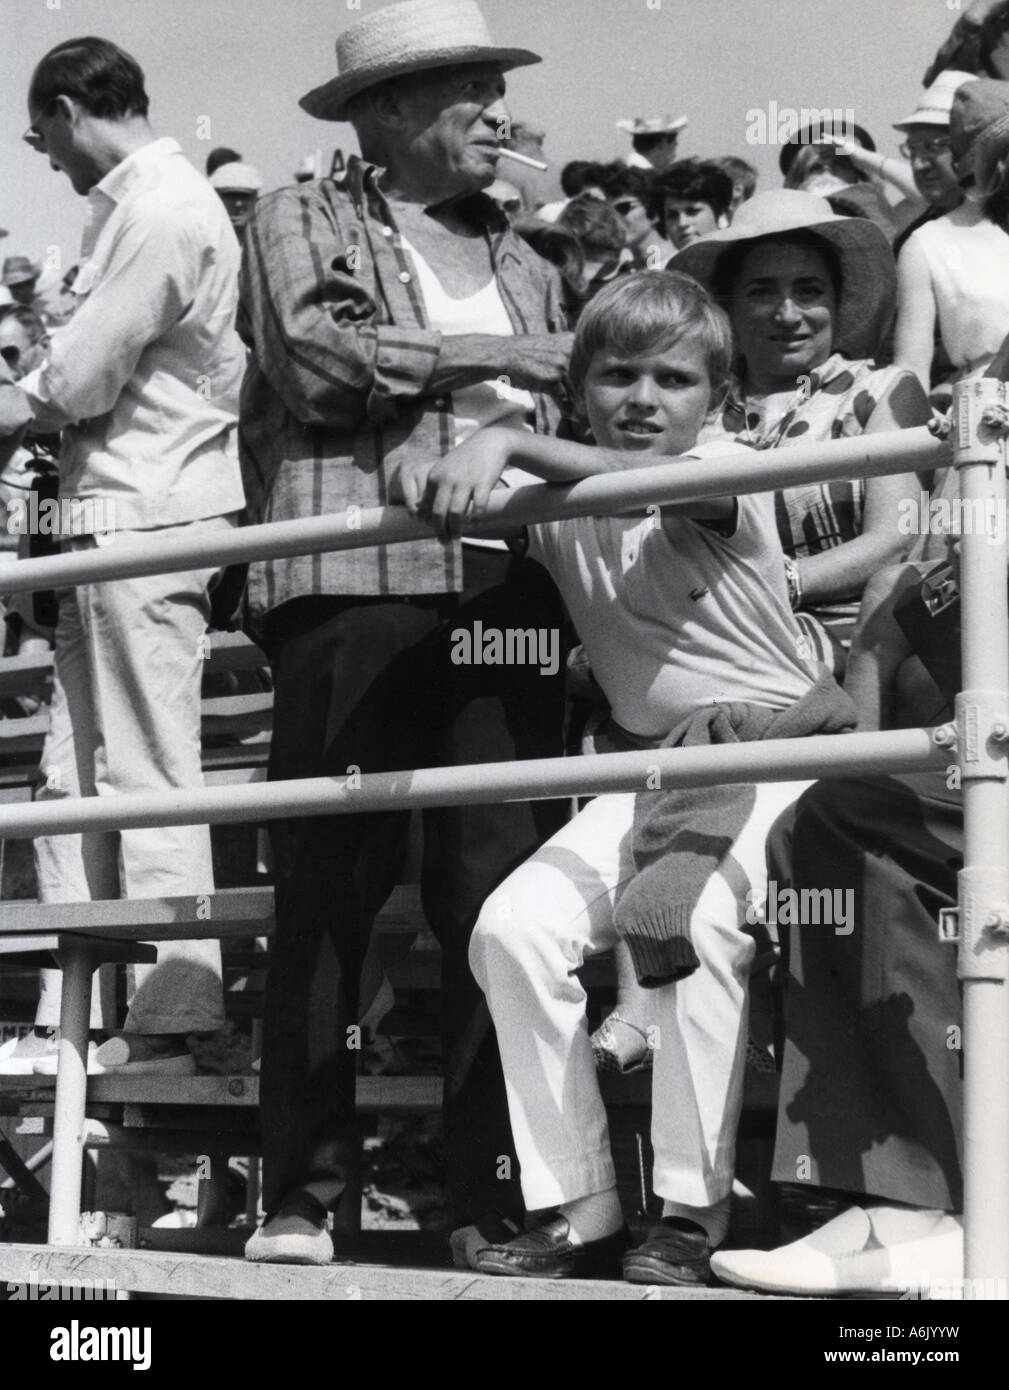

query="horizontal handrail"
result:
[0,727,946,840]
[0,428,947,595]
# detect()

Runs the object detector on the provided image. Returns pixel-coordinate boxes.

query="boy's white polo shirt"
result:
[526,441,818,743]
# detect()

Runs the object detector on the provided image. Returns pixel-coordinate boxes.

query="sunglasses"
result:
[899,136,952,161]
[23,98,61,151]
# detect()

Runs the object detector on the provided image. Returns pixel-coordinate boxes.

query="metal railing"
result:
[1,413,1006,1293]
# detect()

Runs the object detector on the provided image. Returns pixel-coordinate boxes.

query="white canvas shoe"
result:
[711,1206,963,1296]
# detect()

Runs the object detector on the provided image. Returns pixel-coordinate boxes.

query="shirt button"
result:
[434,398,447,409]
[398,270,412,283]
[381,226,393,237]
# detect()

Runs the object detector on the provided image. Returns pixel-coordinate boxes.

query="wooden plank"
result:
[0,888,275,941]
[0,650,52,697]
[0,714,47,753]
[200,744,270,773]
[0,937,157,964]
[201,693,273,739]
[204,767,268,786]
[1,1074,439,1113]
[203,631,269,673]
[0,1242,781,1300]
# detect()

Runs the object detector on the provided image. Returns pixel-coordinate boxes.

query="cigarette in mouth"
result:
[495,146,548,172]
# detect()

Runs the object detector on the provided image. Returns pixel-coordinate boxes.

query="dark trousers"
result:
[770,769,964,1211]
[258,552,568,1222]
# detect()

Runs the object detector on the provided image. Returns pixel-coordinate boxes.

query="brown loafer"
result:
[623,1217,713,1286]
[474,1213,630,1280]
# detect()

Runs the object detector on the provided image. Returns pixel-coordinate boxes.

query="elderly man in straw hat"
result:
[240,0,572,1265]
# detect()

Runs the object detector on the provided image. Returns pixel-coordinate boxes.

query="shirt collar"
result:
[81,137,182,259]
[343,154,507,236]
[90,136,182,207]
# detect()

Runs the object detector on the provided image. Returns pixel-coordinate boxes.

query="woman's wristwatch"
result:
[784,555,803,611]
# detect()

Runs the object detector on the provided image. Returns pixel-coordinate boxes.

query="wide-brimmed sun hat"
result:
[893,70,977,131]
[1,255,41,287]
[299,0,540,122]
[669,189,896,361]
[950,77,1009,177]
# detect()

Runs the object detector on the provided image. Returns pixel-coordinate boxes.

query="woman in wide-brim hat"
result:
[895,77,1009,395]
[671,190,930,665]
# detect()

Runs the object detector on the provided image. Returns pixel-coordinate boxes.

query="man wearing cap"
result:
[1,255,42,309]
[209,161,264,238]
[616,115,687,173]
[893,72,977,223]
[239,0,571,1265]
[0,36,245,1076]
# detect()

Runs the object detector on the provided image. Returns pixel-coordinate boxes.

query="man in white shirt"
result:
[2,36,245,1075]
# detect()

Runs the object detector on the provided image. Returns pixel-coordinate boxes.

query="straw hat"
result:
[1,255,41,287]
[299,0,540,122]
[209,162,264,193]
[950,77,1009,176]
[616,116,688,137]
[893,70,977,131]
[669,189,896,361]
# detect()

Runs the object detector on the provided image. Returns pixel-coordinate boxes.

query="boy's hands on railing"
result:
[388,454,438,514]
[412,425,515,541]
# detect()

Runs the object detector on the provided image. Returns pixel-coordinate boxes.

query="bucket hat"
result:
[670,189,895,360]
[893,70,977,131]
[299,0,540,122]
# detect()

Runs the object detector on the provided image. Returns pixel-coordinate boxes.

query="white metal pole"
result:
[47,940,95,1245]
[0,729,945,842]
[953,377,1009,1296]
[0,428,947,596]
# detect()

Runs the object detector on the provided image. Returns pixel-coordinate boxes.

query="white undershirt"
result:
[400,235,541,551]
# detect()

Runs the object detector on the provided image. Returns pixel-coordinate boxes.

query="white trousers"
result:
[33,517,233,1034]
[470,779,808,1212]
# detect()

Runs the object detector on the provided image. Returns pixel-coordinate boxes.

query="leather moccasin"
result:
[623,1217,714,1286]
[474,1213,630,1280]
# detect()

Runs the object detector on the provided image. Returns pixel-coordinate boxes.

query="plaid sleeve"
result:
[241,185,443,431]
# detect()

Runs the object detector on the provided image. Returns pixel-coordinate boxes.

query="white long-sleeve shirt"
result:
[19,137,246,533]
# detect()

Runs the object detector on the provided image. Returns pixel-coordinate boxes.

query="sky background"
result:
[2,0,957,275]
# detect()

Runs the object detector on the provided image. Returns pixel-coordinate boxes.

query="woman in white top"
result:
[896,78,1009,391]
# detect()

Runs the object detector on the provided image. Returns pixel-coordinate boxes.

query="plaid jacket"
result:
[238,157,566,620]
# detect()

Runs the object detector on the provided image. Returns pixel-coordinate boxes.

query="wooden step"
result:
[4,1073,442,1115]
[0,1241,776,1300]
[0,887,275,944]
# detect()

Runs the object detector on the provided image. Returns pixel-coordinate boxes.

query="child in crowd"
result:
[410,271,853,1284]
